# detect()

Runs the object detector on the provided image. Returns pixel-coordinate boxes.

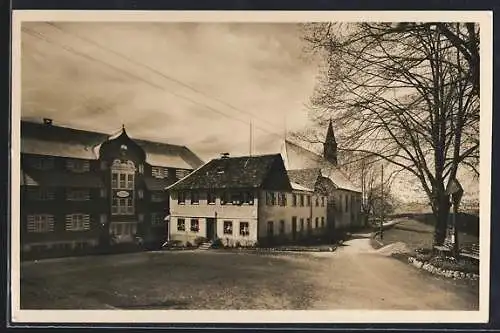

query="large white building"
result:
[166,154,328,247]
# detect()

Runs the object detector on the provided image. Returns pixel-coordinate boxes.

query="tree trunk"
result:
[433,194,451,245]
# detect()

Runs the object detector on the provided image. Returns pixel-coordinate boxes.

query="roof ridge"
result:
[21,120,189,149]
[165,159,213,191]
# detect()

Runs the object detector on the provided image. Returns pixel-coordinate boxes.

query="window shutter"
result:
[27,215,35,232]
[65,214,73,231]
[83,214,90,230]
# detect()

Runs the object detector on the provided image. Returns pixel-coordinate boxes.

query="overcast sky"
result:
[21,22,321,162]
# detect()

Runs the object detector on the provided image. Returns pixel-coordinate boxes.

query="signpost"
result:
[445,178,464,258]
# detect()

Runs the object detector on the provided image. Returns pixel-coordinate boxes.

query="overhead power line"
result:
[22,26,284,140]
[45,22,283,133]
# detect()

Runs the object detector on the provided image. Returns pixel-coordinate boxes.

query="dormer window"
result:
[66,159,90,173]
[152,166,166,179]
[27,156,54,170]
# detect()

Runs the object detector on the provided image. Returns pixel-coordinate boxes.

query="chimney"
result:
[220,152,230,159]
[43,118,53,126]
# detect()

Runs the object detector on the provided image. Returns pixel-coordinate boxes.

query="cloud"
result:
[21,21,321,161]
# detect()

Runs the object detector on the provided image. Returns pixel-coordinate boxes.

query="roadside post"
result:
[380,164,384,240]
[445,178,464,259]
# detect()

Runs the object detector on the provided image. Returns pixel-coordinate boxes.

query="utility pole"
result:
[380,164,384,240]
[249,120,253,156]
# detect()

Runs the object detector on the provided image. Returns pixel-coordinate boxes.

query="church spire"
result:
[323,119,338,166]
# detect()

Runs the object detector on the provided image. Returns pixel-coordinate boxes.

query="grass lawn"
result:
[374,219,479,252]
[21,250,321,310]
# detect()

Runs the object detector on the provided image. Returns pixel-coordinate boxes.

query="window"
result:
[220,191,229,205]
[177,218,185,231]
[292,194,297,207]
[126,198,134,214]
[239,222,249,236]
[151,192,165,202]
[27,157,54,170]
[267,221,274,237]
[278,193,287,206]
[152,166,165,179]
[151,213,163,226]
[307,218,312,233]
[315,196,319,207]
[127,174,134,189]
[190,219,199,232]
[66,159,90,173]
[138,164,144,174]
[65,214,90,231]
[321,217,325,228]
[178,191,186,205]
[315,217,319,229]
[66,189,90,201]
[271,192,277,206]
[279,220,285,235]
[112,173,118,188]
[112,197,134,215]
[27,188,55,201]
[176,169,189,180]
[300,218,304,231]
[119,174,126,188]
[27,214,54,233]
[230,192,242,205]
[243,192,254,205]
[138,189,144,199]
[100,188,107,198]
[265,192,272,206]
[300,195,305,207]
[223,221,233,235]
[321,196,326,207]
[207,191,216,204]
[112,199,118,214]
[306,195,311,207]
[191,191,199,204]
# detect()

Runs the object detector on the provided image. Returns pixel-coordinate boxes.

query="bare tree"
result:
[301,22,479,245]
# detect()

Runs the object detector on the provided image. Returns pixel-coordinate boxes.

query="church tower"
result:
[323,119,338,166]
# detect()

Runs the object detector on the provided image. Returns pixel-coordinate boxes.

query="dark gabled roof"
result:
[143,177,174,191]
[287,168,321,191]
[21,169,104,188]
[21,120,203,169]
[167,154,286,191]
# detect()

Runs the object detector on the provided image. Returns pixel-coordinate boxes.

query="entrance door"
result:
[291,217,297,241]
[206,218,216,240]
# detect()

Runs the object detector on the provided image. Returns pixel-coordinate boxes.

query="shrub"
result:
[186,241,193,248]
[212,238,223,249]
[235,241,241,248]
[194,237,208,247]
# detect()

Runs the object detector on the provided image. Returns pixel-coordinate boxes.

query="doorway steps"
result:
[198,241,213,250]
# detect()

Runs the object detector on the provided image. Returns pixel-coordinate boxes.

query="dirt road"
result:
[302,238,478,310]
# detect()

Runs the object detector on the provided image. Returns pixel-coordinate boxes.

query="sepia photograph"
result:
[10,10,492,324]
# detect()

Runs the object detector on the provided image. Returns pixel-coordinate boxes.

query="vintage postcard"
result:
[10,10,492,324]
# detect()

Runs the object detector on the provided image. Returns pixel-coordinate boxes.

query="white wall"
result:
[169,190,259,246]
[258,190,327,243]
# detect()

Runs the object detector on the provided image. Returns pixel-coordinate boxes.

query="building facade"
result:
[20,119,203,255]
[167,154,328,247]
[280,120,363,231]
